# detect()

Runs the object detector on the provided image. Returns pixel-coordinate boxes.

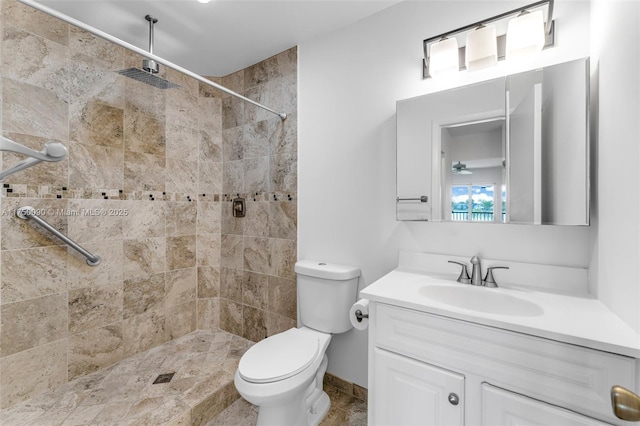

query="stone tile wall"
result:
[218,50,298,342]
[0,0,297,409]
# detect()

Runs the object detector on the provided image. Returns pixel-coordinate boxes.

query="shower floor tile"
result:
[0,330,253,426]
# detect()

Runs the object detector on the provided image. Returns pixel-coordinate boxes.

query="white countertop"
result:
[361,267,640,358]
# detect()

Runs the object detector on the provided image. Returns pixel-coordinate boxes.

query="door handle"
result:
[611,386,640,421]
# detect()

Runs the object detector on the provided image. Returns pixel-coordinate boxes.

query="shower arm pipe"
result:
[147,15,156,56]
[16,206,101,266]
[16,0,287,121]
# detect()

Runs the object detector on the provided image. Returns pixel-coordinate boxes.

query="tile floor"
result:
[0,329,367,425]
[207,382,367,426]
[0,330,253,425]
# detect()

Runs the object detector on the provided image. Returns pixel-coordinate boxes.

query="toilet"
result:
[234,259,361,426]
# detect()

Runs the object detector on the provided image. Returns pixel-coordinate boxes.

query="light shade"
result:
[429,38,459,77]
[506,10,545,60]
[465,25,497,71]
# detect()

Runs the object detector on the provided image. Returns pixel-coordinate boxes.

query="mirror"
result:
[396,57,589,225]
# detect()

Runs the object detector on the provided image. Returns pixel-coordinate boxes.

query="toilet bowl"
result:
[234,327,332,426]
[234,259,361,426]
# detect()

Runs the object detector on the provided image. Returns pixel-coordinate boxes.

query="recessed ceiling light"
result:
[197,0,211,3]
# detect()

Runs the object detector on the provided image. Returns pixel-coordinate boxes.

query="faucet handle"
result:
[448,260,471,284]
[483,266,509,288]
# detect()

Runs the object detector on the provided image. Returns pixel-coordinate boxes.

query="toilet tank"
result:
[295,259,361,334]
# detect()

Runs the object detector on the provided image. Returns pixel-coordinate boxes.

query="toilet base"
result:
[252,355,330,426]
[307,391,330,426]
[254,389,329,426]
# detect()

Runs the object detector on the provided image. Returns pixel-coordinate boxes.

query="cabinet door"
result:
[372,348,464,426]
[481,384,613,426]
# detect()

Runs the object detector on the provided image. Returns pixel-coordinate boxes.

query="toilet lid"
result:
[238,328,320,383]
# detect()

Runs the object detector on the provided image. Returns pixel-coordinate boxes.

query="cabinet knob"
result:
[448,392,460,406]
[611,386,640,421]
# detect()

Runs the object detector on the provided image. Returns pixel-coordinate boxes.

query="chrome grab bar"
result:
[612,386,640,421]
[16,206,101,266]
[397,196,428,203]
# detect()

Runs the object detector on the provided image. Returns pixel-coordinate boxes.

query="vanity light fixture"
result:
[429,37,460,77]
[465,24,498,71]
[506,10,545,60]
[423,0,555,78]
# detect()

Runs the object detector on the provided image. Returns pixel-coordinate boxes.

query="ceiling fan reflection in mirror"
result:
[452,161,473,175]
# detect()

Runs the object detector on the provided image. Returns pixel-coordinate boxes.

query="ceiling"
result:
[37,0,400,76]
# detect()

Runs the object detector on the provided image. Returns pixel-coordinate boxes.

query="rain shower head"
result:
[117,15,180,89]
[118,67,179,89]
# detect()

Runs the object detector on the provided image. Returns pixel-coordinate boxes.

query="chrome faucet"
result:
[448,256,510,288]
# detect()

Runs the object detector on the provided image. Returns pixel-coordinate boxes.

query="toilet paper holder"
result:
[354,309,369,323]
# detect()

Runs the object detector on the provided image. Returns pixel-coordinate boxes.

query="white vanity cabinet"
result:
[373,348,464,425]
[368,302,637,426]
[482,384,612,425]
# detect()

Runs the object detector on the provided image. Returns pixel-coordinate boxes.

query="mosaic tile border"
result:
[1,184,297,203]
[222,192,297,202]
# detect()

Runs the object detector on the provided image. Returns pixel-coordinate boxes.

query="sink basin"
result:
[419,285,544,317]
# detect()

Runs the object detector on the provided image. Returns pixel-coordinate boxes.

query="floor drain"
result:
[153,372,175,384]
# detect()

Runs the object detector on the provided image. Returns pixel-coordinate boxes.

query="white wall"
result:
[298,1,601,387]
[589,1,640,334]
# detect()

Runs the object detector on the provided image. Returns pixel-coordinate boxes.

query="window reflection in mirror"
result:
[450,185,506,223]
[441,119,506,223]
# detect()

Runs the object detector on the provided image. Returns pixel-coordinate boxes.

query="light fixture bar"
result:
[423,0,554,79]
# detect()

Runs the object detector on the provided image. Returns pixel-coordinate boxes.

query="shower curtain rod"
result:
[17,0,287,121]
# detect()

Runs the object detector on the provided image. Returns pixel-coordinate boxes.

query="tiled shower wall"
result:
[0,0,297,410]
[217,54,298,343]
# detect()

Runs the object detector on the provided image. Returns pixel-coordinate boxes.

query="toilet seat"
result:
[238,328,324,384]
